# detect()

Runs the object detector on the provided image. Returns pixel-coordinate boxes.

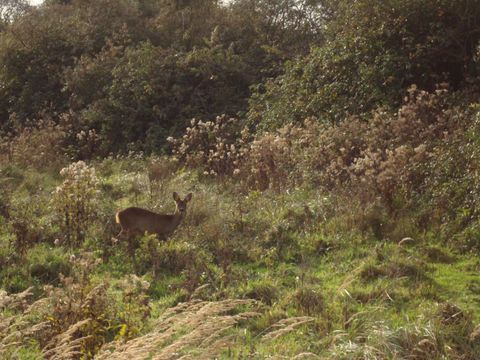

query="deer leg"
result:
[106,228,126,261]
[113,228,127,243]
[122,229,138,272]
[148,238,160,279]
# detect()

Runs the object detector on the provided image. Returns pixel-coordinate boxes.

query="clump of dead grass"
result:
[95,299,261,360]
[262,316,315,341]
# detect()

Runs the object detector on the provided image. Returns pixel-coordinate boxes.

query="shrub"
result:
[239,127,300,191]
[169,115,249,177]
[248,0,480,129]
[78,42,251,154]
[42,260,111,357]
[52,161,101,246]
[0,118,67,169]
[168,114,309,190]
[418,104,480,248]
[171,86,473,202]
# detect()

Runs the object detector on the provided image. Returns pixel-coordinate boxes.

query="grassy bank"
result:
[1,157,479,359]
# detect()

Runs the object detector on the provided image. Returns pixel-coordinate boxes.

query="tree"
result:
[0,0,150,130]
[0,0,30,25]
[248,0,480,129]
[74,41,250,153]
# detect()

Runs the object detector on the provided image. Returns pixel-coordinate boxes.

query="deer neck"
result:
[171,209,185,230]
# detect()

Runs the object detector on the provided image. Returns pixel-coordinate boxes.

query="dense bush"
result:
[0,0,151,128]
[85,42,250,153]
[0,0,324,154]
[248,0,480,129]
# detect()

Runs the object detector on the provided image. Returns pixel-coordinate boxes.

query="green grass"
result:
[434,258,480,320]
[1,158,479,359]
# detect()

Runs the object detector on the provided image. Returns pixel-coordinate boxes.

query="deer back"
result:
[117,207,182,237]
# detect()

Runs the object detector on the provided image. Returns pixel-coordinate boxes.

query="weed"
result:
[244,280,279,306]
[293,286,324,316]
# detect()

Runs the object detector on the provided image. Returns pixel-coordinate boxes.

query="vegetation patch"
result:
[1,0,480,358]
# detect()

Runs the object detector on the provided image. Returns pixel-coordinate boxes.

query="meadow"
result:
[1,93,480,358]
[1,0,480,358]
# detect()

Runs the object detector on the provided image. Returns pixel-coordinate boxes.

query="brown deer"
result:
[114,192,192,268]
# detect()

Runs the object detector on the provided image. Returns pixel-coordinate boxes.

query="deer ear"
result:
[173,192,180,201]
[185,193,192,202]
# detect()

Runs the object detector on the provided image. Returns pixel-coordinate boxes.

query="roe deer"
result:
[115,192,192,241]
[114,192,192,269]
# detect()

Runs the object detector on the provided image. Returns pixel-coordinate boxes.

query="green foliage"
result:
[2,1,480,358]
[0,0,323,154]
[81,42,250,153]
[0,0,152,127]
[27,244,71,285]
[243,279,279,305]
[249,0,480,129]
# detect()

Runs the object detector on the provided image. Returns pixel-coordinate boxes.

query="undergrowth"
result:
[0,88,480,359]
[1,152,479,359]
